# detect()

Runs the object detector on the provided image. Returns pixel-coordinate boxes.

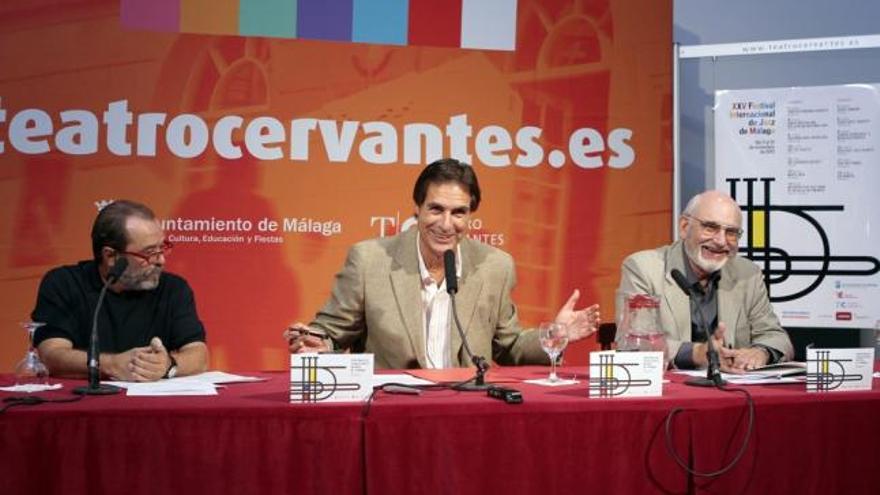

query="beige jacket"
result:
[616,240,794,361]
[310,227,547,369]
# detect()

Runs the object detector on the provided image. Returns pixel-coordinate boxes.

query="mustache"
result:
[700,242,730,252]
[120,266,162,282]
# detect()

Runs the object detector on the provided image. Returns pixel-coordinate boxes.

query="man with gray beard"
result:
[616,190,793,371]
[33,200,207,381]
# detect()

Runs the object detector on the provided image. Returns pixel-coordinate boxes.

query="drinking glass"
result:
[539,322,569,382]
[14,321,49,387]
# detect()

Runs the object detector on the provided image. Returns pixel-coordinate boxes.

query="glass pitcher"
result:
[617,294,669,366]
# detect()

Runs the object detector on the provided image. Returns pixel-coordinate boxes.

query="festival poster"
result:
[715,84,880,328]
[0,0,672,371]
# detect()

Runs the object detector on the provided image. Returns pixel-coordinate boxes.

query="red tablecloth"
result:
[364,367,880,495]
[0,373,363,495]
[3,367,879,495]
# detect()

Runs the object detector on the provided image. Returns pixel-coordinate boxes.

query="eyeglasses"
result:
[685,215,743,241]
[120,240,173,263]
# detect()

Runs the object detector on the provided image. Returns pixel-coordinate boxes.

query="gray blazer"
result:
[310,227,547,369]
[616,240,794,361]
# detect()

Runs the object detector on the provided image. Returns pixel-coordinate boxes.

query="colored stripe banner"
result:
[120,0,517,51]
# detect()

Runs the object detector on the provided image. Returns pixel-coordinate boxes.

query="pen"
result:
[285,328,328,341]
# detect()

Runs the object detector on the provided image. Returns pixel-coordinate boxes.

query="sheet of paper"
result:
[0,383,63,393]
[670,369,803,385]
[103,371,262,393]
[524,378,579,387]
[123,381,217,396]
[180,371,266,384]
[372,374,435,387]
[749,361,807,377]
[104,379,218,396]
[723,374,804,385]
[404,368,518,383]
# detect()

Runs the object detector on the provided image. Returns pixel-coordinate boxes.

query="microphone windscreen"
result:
[108,257,129,282]
[444,249,458,295]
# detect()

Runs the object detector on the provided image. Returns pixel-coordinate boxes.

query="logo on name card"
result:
[588,351,663,398]
[806,347,874,392]
[290,353,374,403]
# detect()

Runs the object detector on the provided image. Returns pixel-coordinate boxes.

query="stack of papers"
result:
[746,362,807,378]
[105,371,265,396]
[673,362,807,385]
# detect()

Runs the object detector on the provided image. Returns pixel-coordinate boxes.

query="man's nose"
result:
[440,212,454,229]
[708,228,727,243]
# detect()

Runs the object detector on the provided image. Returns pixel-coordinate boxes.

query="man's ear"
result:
[100,246,117,265]
[678,216,690,240]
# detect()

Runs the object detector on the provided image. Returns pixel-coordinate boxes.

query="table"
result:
[0,373,364,495]
[365,367,880,495]
[3,368,879,495]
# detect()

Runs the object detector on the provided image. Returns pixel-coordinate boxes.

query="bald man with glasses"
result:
[616,190,793,371]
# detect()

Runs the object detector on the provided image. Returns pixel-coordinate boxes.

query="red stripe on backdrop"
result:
[408,0,463,48]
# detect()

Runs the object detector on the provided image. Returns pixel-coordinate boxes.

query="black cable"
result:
[664,384,755,477]
[1,393,85,414]
[361,382,459,418]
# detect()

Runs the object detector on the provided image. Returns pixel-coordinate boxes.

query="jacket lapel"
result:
[389,228,427,368]
[717,264,739,346]
[665,241,692,341]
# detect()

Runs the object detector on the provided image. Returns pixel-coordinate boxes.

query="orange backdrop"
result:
[0,0,672,372]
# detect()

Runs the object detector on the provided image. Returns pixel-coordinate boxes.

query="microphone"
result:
[670,269,692,297]
[444,249,490,390]
[671,269,725,388]
[74,257,129,395]
[444,249,458,295]
[107,256,129,283]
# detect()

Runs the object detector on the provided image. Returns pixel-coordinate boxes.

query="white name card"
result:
[806,347,875,392]
[588,350,664,398]
[290,353,374,403]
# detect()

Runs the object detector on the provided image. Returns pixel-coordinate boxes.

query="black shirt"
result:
[32,260,205,353]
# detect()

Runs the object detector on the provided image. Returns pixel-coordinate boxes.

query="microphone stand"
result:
[443,249,490,391]
[685,300,725,388]
[670,269,724,388]
[449,294,490,391]
[74,261,126,396]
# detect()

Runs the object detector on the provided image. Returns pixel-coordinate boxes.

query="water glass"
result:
[539,322,569,382]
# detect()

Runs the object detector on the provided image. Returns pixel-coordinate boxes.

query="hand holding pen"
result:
[284,323,331,354]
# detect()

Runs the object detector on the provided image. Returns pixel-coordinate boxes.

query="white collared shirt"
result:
[416,233,461,369]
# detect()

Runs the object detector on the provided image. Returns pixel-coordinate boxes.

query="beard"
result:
[118,266,162,291]
[684,240,732,274]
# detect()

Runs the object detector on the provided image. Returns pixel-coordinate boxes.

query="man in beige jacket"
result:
[287,158,600,369]
[617,190,793,371]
